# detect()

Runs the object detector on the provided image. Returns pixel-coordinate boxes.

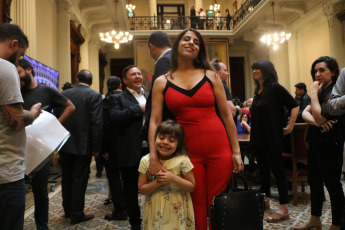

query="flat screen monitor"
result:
[23,55,59,91]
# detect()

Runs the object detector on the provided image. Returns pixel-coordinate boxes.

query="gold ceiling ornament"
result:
[260,2,291,50]
[99,30,133,49]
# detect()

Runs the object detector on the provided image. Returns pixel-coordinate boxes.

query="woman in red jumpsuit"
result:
[148,28,244,230]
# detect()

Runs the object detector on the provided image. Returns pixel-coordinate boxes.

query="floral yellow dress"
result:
[139,154,195,230]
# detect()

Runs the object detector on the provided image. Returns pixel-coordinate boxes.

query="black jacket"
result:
[109,89,148,167]
[60,84,103,156]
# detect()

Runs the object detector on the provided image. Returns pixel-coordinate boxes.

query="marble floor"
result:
[23,161,339,230]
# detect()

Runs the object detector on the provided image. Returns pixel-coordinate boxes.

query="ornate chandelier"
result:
[126,1,136,12]
[210,1,220,11]
[260,2,291,50]
[99,30,133,49]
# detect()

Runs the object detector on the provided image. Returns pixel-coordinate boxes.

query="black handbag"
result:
[210,172,265,230]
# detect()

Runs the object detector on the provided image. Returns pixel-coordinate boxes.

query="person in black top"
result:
[225,9,232,30]
[189,5,197,29]
[294,82,311,123]
[250,60,299,223]
[17,59,75,230]
[294,57,344,230]
[102,76,128,221]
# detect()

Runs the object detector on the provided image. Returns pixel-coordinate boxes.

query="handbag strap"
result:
[223,171,252,193]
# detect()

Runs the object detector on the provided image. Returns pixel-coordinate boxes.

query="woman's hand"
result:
[310,81,323,95]
[320,120,336,133]
[241,120,247,127]
[156,168,176,184]
[233,154,244,172]
[147,158,162,177]
[283,126,293,136]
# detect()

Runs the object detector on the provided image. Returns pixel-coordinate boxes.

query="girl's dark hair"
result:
[155,120,187,157]
[251,60,278,95]
[240,112,251,123]
[171,28,211,73]
[106,76,121,96]
[310,56,339,82]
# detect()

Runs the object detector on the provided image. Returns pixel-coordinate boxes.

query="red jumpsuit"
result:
[164,76,233,230]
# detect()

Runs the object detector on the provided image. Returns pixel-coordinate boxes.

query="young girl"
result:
[138,120,195,230]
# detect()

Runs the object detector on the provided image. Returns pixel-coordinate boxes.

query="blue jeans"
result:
[0,178,26,230]
[31,161,50,230]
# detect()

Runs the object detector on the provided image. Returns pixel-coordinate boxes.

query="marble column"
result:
[88,39,100,93]
[56,0,72,90]
[325,2,345,69]
[10,0,37,57]
[269,42,291,92]
[195,0,203,11]
[287,33,302,91]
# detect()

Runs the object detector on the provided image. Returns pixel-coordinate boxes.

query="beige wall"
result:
[36,0,57,70]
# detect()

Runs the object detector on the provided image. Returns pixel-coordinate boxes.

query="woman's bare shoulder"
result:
[153,74,168,90]
[205,69,219,82]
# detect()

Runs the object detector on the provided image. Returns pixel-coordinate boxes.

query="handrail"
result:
[127,0,263,31]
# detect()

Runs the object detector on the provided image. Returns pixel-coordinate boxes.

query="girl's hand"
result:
[156,168,176,184]
[241,121,247,127]
[232,154,244,172]
[320,120,336,133]
[310,81,323,95]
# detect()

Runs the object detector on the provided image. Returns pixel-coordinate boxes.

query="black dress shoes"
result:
[104,210,128,221]
[70,214,94,225]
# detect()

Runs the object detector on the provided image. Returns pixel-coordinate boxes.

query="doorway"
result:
[229,57,245,101]
[110,58,134,91]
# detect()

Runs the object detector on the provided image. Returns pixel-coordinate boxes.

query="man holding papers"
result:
[17,59,75,230]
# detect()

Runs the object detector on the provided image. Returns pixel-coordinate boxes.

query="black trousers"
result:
[255,145,289,204]
[119,164,141,226]
[308,143,344,225]
[104,154,126,212]
[60,152,92,220]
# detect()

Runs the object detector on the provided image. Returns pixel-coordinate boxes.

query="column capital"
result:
[56,0,72,15]
[322,0,344,27]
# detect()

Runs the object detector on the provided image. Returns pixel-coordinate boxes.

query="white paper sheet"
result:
[25,110,70,175]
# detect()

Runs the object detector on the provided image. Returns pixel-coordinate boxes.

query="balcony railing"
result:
[128,0,262,31]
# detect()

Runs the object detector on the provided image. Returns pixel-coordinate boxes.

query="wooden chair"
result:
[283,123,309,205]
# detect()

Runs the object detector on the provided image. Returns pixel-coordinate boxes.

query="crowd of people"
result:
[2,22,345,230]
[189,6,232,30]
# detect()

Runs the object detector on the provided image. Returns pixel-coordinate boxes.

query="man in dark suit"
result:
[109,65,148,230]
[295,82,311,123]
[141,31,171,141]
[59,69,103,225]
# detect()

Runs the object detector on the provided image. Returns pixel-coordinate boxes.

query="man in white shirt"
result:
[108,65,148,230]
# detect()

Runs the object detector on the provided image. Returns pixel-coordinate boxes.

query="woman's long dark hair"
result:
[310,56,339,82]
[251,60,278,95]
[170,28,211,73]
